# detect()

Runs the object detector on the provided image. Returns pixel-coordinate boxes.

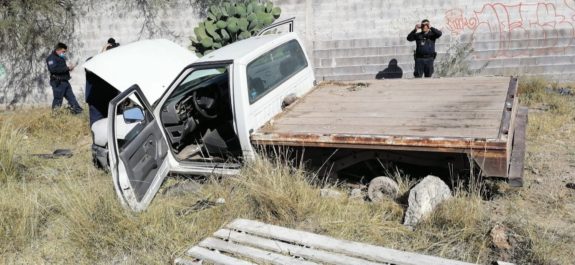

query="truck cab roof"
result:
[196,32,300,65]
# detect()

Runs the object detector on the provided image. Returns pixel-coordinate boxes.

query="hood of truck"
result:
[83,39,197,104]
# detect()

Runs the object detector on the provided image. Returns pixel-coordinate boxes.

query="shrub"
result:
[190,0,281,56]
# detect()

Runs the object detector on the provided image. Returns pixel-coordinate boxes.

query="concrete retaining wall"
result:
[299,0,575,81]
[3,0,575,105]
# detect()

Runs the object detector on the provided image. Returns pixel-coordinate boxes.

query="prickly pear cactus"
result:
[190,1,282,56]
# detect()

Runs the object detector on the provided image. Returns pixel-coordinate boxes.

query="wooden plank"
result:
[317,76,510,90]
[312,83,508,90]
[254,139,504,154]
[500,78,520,178]
[301,96,507,105]
[186,246,255,265]
[277,114,503,128]
[311,90,506,97]
[272,117,502,128]
[227,219,474,265]
[498,77,518,139]
[199,237,318,265]
[310,83,509,99]
[508,107,528,187]
[314,84,509,92]
[308,91,509,97]
[213,229,388,265]
[265,121,502,130]
[471,150,508,177]
[262,124,501,139]
[304,89,506,97]
[173,257,202,265]
[290,101,505,112]
[299,95,508,103]
[301,86,507,100]
[252,132,508,154]
[286,110,502,118]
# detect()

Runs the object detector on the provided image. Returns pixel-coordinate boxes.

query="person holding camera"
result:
[46,42,83,114]
[407,19,442,78]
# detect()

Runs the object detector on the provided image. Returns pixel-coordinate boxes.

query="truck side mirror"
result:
[123,107,145,123]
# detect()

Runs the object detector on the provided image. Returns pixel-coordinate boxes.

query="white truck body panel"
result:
[231,33,315,158]
[107,33,316,211]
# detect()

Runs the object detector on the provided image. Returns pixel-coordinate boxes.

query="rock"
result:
[403,175,452,227]
[367,176,399,202]
[490,224,512,250]
[320,188,343,198]
[216,198,226,204]
[163,180,202,197]
[534,178,543,184]
[491,224,513,261]
[566,183,575,190]
[349,188,363,199]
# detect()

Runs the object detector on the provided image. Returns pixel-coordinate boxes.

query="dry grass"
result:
[518,76,575,139]
[0,121,26,183]
[0,77,574,264]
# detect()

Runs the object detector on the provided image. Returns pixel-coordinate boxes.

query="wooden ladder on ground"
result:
[174,218,482,265]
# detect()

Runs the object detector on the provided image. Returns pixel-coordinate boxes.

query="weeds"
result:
[0,121,24,183]
[0,183,45,255]
[0,77,574,265]
[436,41,488,77]
[518,76,575,139]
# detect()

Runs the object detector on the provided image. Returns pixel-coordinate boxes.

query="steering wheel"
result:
[192,90,218,119]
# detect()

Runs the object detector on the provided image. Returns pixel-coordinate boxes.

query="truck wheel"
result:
[368,176,399,202]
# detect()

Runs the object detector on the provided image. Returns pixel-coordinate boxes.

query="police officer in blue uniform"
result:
[407,19,442,78]
[46,42,83,114]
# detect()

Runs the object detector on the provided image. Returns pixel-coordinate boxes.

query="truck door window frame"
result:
[155,61,244,165]
[246,39,308,104]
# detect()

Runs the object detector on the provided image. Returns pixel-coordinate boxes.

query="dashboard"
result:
[160,72,230,150]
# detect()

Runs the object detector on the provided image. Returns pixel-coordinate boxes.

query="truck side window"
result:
[247,39,308,104]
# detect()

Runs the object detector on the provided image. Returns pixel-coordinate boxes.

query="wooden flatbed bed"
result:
[251,76,527,186]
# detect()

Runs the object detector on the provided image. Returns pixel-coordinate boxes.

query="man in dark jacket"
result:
[46,42,83,113]
[407,19,442,78]
[85,38,121,126]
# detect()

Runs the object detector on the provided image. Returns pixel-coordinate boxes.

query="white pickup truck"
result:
[85,31,526,212]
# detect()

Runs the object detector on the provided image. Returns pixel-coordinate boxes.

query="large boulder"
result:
[403,175,452,227]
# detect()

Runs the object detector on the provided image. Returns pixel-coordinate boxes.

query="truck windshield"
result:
[171,68,224,98]
[246,39,307,104]
[152,67,225,108]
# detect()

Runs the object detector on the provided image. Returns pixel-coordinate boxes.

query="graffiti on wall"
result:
[445,0,575,58]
